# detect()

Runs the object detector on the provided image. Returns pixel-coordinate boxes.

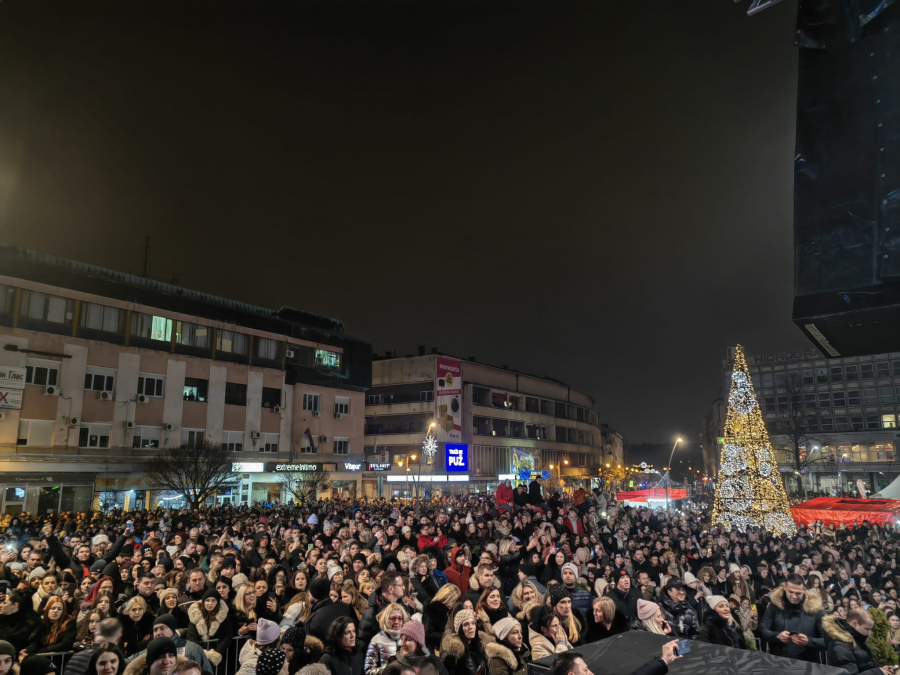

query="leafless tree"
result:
[772,373,834,498]
[279,470,332,506]
[144,441,237,510]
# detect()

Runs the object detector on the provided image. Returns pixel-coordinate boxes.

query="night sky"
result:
[0,0,812,446]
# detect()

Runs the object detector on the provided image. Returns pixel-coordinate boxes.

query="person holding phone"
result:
[759,574,825,663]
[696,596,746,649]
[824,608,895,675]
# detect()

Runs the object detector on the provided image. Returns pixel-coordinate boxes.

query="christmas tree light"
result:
[713,345,797,536]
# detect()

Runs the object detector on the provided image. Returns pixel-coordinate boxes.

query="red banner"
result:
[791,497,900,527]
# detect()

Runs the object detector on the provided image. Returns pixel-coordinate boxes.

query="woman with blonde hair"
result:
[586,596,627,642]
[635,600,672,636]
[233,585,260,638]
[118,596,152,655]
[509,581,541,616]
[340,582,368,621]
[364,603,408,675]
[423,583,460,653]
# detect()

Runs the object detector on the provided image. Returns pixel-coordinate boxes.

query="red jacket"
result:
[564,517,584,537]
[417,533,448,552]
[496,484,514,507]
[442,546,471,594]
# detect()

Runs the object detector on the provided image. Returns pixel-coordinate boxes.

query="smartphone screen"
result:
[307,544,314,551]
[676,639,691,655]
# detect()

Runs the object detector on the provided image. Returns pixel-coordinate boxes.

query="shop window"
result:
[182,429,205,448]
[224,382,247,406]
[883,414,897,429]
[262,433,279,452]
[84,368,115,393]
[175,322,211,349]
[60,486,93,513]
[20,291,73,324]
[334,438,349,455]
[848,390,861,406]
[131,313,172,342]
[256,338,283,362]
[302,393,319,412]
[334,398,350,415]
[222,431,243,452]
[132,426,161,449]
[216,330,249,355]
[17,419,53,447]
[845,364,859,381]
[25,360,59,387]
[874,444,895,461]
[183,378,208,402]
[137,374,164,398]
[314,349,341,370]
[78,424,111,448]
[80,303,125,333]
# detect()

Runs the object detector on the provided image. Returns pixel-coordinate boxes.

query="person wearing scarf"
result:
[364,603,408,675]
[486,617,530,675]
[476,588,510,637]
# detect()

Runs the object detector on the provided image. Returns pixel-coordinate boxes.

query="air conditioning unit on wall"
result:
[137,394,150,404]
[45,385,59,396]
[99,391,112,401]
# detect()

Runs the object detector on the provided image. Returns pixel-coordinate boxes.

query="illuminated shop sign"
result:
[446,444,468,472]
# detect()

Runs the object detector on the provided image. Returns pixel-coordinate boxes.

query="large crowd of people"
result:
[0,476,896,675]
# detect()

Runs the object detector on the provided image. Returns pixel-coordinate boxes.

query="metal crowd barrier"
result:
[40,651,70,673]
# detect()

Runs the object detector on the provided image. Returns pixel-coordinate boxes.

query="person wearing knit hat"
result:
[491,617,519,642]
[561,562,579,579]
[398,621,426,651]
[453,608,477,635]
[282,625,305,650]
[145,637,177,675]
[256,617,281,645]
[683,572,698,586]
[706,595,728,611]
[637,599,659,622]
[255,648,286,675]
[20,656,55,675]
[0,641,15,675]
[548,583,570,608]
[231,573,250,590]
[728,563,740,575]
[326,566,343,583]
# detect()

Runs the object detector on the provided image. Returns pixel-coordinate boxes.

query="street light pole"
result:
[665,437,682,513]
[416,422,437,518]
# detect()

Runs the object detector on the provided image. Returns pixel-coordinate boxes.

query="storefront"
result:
[1,473,95,516]
[232,460,363,504]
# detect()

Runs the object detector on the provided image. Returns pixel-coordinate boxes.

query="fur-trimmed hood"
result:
[187,599,229,640]
[469,573,502,594]
[822,615,856,644]
[123,654,191,675]
[769,587,823,615]
[485,641,529,669]
[440,630,495,659]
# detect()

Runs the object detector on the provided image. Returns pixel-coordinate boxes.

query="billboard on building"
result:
[435,357,462,443]
[0,366,26,410]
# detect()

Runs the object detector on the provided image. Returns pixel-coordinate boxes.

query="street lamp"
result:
[665,437,683,513]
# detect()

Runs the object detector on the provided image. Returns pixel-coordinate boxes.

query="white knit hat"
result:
[706,594,728,610]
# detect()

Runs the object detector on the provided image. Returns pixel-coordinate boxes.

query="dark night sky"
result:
[0,0,812,445]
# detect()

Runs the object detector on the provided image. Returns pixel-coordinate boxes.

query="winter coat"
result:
[498,551,522,595]
[0,608,40,653]
[319,648,365,675]
[608,586,641,625]
[306,599,358,643]
[564,583,593,619]
[486,641,530,675]
[128,634,213,675]
[823,615,885,675]
[758,587,825,663]
[119,613,154,655]
[26,619,78,655]
[697,612,746,650]
[496,484,514,508]
[659,595,699,638]
[364,630,400,675]
[440,632,487,675]
[443,547,472,595]
[412,574,440,605]
[423,601,450,653]
[122,654,192,675]
[47,533,129,583]
[465,572,505,608]
[359,592,391,644]
[585,609,629,643]
[186,599,233,658]
[527,626,571,661]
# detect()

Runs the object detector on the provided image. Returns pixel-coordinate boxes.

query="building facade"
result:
[364,350,611,496]
[0,245,371,513]
[717,347,900,495]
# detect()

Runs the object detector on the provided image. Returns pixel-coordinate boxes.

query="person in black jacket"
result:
[305,579,357,644]
[548,642,681,675]
[318,616,364,675]
[26,596,77,656]
[823,610,893,675]
[758,575,825,663]
[43,525,130,584]
[696,596,745,650]
[0,592,40,654]
[607,570,640,626]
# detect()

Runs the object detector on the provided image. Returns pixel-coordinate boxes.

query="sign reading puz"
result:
[446,444,468,472]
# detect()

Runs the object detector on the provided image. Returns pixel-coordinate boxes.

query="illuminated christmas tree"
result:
[713,345,797,536]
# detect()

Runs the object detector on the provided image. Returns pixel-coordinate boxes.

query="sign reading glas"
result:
[446,444,468,472]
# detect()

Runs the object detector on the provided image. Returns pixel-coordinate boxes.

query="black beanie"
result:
[153,614,178,635]
[220,557,237,569]
[0,641,15,659]
[353,554,367,564]
[201,588,219,602]
[309,577,331,602]
[146,637,177,666]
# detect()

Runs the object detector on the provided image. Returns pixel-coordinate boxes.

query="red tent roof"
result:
[792,497,900,527]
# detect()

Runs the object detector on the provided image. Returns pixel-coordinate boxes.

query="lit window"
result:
[315,349,341,371]
[183,378,208,402]
[175,322,210,349]
[883,414,897,429]
[131,313,172,342]
[256,338,283,362]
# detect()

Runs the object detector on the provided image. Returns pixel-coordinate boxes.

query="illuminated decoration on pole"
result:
[713,345,797,536]
[423,435,438,458]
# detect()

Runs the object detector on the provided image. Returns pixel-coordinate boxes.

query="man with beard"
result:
[659,579,699,638]
[759,574,825,663]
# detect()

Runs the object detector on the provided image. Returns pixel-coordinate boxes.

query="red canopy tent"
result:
[791,497,900,527]
[617,488,687,504]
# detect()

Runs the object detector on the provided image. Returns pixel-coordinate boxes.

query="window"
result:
[261,388,282,409]
[845,364,859,381]
[183,378,208,402]
[774,372,787,387]
[879,387,893,404]
[806,417,819,432]
[131,313,172,342]
[182,429,205,448]
[216,330,249,355]
[368,394,384,404]
[84,367,115,393]
[25,360,59,387]
[419,391,434,402]
[830,366,843,382]
[222,431,243,452]
[256,338,283,362]
[761,373,774,388]
[801,369,814,385]
[861,363,875,379]
[314,349,341,370]
[867,415,881,430]
[848,390,861,406]
[835,417,849,431]
[334,398,350,415]
[137,374,164,398]
[261,433,279,452]
[79,303,124,333]
[818,392,831,407]
[804,393,817,409]
[851,416,864,431]
[0,285,14,315]
[877,361,891,378]
[302,394,319,412]
[334,437,349,454]
[883,415,897,429]
[224,382,247,406]
[777,396,788,410]
[131,426,161,449]
[864,388,877,405]
[764,397,775,412]
[816,367,828,383]
[894,360,900,377]
[821,417,834,432]
[78,424,111,448]
[20,291,73,324]
[175,322,210,349]
[16,420,53,447]
[300,435,317,453]
[832,391,846,407]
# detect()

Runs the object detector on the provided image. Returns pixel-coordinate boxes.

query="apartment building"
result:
[713,347,900,495]
[364,349,613,497]
[0,245,371,513]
